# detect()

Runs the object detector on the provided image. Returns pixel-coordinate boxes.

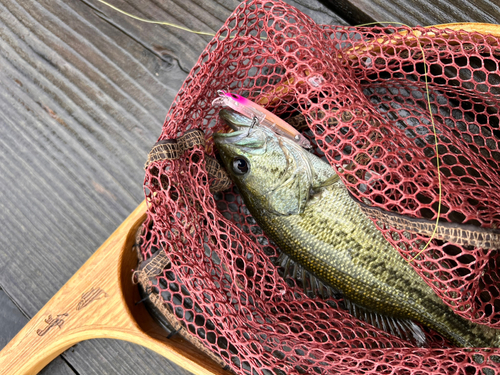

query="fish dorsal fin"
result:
[343,299,427,347]
[275,251,427,347]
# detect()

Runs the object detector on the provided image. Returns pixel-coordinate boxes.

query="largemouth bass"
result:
[213,108,499,348]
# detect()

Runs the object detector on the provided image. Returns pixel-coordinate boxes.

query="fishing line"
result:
[269,22,442,263]
[95,0,216,36]
[355,21,442,263]
[95,0,266,39]
[96,0,441,263]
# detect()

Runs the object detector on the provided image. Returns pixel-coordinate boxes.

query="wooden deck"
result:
[0,0,497,373]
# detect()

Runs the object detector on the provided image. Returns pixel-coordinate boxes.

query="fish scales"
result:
[214,108,499,348]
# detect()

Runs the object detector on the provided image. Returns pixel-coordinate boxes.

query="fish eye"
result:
[232,157,250,175]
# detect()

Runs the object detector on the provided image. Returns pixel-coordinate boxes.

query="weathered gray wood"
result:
[0,0,345,374]
[2,0,498,372]
[2,0,497,373]
[0,289,76,374]
[0,0,497,372]
[321,0,500,26]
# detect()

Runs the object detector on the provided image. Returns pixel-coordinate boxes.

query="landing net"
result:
[138,1,500,373]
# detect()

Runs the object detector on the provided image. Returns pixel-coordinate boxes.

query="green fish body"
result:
[214,108,499,348]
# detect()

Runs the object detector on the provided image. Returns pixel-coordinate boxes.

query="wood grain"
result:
[2,0,497,372]
[0,289,75,374]
[0,201,232,375]
[321,0,500,26]
[0,0,345,373]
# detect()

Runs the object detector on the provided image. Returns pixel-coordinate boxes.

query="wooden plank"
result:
[0,201,231,375]
[0,289,76,374]
[322,0,500,26]
[1,0,497,373]
[0,0,345,374]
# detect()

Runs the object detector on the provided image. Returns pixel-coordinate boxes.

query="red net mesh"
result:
[140,1,500,373]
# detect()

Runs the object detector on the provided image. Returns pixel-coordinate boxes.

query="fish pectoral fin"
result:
[267,173,309,215]
[313,173,340,189]
[344,299,427,347]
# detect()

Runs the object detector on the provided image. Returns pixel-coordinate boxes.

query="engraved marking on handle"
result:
[36,313,69,336]
[76,287,108,311]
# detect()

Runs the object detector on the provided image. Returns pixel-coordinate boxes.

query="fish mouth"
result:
[220,120,240,132]
[213,129,247,145]
[214,108,254,144]
[219,108,254,129]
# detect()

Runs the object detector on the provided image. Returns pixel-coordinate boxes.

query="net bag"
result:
[137,1,500,373]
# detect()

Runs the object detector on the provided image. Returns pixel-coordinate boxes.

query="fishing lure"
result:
[212,90,311,149]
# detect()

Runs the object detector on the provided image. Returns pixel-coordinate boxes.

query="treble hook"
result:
[247,116,259,136]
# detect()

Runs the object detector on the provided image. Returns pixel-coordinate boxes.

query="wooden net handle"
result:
[0,201,230,375]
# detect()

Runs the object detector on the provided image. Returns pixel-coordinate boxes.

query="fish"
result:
[213,108,500,348]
